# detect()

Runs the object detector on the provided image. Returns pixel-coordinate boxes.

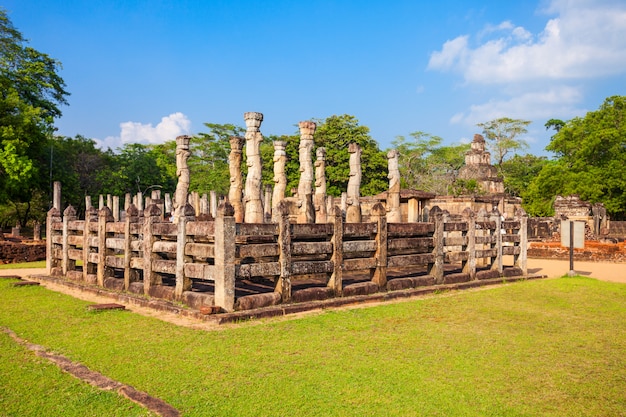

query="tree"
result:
[0,9,69,225]
[313,114,388,196]
[97,143,176,197]
[191,123,246,195]
[44,135,113,215]
[477,117,531,166]
[530,96,626,219]
[392,132,470,195]
[545,118,565,133]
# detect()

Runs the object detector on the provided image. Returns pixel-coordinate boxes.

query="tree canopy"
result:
[526,96,626,218]
[0,8,69,224]
[392,132,470,195]
[477,117,530,166]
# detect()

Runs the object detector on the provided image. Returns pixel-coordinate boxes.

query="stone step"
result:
[11,281,40,287]
[87,303,126,311]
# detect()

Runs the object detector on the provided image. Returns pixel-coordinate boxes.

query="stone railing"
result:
[47,203,528,312]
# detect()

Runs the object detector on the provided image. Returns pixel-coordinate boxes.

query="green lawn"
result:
[0,260,46,269]
[1,276,625,416]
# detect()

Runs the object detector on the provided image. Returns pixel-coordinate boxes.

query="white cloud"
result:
[428,0,626,83]
[450,86,585,126]
[95,112,191,151]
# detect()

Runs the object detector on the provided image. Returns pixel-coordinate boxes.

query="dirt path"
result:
[527,259,626,283]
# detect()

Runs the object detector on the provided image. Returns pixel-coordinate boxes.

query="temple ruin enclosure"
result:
[45,112,531,314]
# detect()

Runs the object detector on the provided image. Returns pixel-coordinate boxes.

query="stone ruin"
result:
[43,111,533,315]
[458,134,504,194]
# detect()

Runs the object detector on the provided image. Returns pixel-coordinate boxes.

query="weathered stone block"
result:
[103,277,124,291]
[291,287,334,303]
[476,270,501,280]
[128,281,144,294]
[148,284,175,300]
[444,273,471,284]
[503,267,523,277]
[182,291,215,310]
[235,292,281,311]
[343,281,379,297]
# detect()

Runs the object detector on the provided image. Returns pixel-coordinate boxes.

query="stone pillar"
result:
[490,208,503,274]
[83,206,98,284]
[328,206,343,296]
[370,203,388,289]
[46,208,62,276]
[107,194,112,210]
[33,222,41,241]
[314,147,327,223]
[264,185,272,223]
[210,191,217,218]
[346,143,362,223]
[462,208,476,280]
[386,149,402,223]
[97,206,114,287]
[123,204,140,290]
[62,205,77,276]
[214,202,236,312]
[200,193,208,216]
[243,112,265,223]
[143,204,162,294]
[98,195,104,210]
[175,203,195,299]
[53,181,62,211]
[515,208,528,275]
[173,135,191,223]
[428,207,444,284]
[112,196,120,221]
[228,136,245,223]
[407,198,419,223]
[124,193,131,211]
[276,201,292,303]
[136,192,143,212]
[271,140,287,223]
[164,193,172,215]
[297,121,316,224]
[85,196,92,210]
[190,191,200,217]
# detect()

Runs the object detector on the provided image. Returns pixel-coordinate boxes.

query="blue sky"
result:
[4,0,626,156]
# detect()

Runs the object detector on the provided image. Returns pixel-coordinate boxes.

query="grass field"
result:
[0,260,46,269]
[1,276,625,416]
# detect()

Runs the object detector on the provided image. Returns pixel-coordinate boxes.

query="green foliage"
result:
[500,154,548,197]
[450,178,482,196]
[0,9,69,225]
[392,132,470,195]
[191,123,246,195]
[477,117,531,166]
[531,96,626,219]
[314,114,388,196]
[98,143,177,197]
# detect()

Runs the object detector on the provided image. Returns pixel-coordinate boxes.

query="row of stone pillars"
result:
[221,112,403,225]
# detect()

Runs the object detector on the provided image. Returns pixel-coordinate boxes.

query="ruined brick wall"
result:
[609,221,626,238]
[0,242,46,264]
[528,240,626,262]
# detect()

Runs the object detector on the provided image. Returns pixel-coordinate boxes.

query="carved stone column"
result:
[243,112,264,223]
[297,121,316,224]
[272,140,287,223]
[346,143,362,223]
[314,147,327,223]
[386,149,402,222]
[172,135,191,223]
[228,136,245,223]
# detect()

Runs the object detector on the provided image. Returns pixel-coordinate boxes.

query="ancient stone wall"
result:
[47,203,528,313]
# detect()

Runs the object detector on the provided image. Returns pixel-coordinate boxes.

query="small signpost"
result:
[561,220,585,276]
